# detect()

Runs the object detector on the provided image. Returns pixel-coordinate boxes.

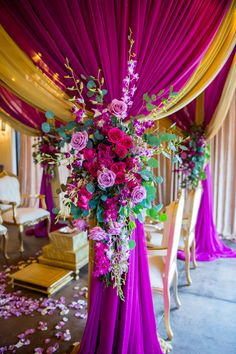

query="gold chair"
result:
[0,213,9,259]
[147,190,185,339]
[0,171,50,252]
[178,186,202,285]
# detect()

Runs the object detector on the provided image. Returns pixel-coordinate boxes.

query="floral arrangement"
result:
[36,30,181,299]
[176,125,210,189]
[33,112,63,178]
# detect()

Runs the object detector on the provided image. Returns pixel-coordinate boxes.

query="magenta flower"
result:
[88,227,107,241]
[115,145,127,159]
[71,131,88,151]
[72,219,88,231]
[131,186,146,204]
[97,168,116,188]
[108,127,124,144]
[109,99,127,118]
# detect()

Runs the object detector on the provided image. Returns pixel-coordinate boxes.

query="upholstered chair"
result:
[147,190,185,339]
[178,186,202,285]
[0,213,9,259]
[0,171,50,252]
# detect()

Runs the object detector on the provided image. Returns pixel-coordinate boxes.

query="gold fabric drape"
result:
[0,26,73,123]
[147,0,236,122]
[206,53,236,140]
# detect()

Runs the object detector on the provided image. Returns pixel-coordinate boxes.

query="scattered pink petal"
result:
[46,343,59,354]
[38,321,48,331]
[34,348,44,354]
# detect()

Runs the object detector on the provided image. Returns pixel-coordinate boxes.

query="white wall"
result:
[0,123,17,174]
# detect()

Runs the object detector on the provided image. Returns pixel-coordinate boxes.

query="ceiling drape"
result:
[0,0,235,131]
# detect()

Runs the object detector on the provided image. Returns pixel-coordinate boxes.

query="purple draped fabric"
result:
[0,86,45,129]
[0,0,231,115]
[174,51,236,261]
[79,220,163,354]
[194,165,236,260]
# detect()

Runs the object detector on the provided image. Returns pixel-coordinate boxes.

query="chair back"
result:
[188,186,202,234]
[164,189,185,274]
[0,171,21,211]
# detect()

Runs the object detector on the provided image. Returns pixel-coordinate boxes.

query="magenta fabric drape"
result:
[0,86,45,130]
[0,0,231,116]
[79,221,163,354]
[174,51,236,261]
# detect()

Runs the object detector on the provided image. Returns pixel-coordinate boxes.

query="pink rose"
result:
[111,162,126,174]
[115,144,127,159]
[72,219,88,231]
[120,135,133,149]
[109,99,128,118]
[131,186,146,204]
[71,131,88,151]
[97,168,116,188]
[83,148,96,161]
[77,196,89,210]
[180,152,187,160]
[89,227,107,241]
[108,128,124,144]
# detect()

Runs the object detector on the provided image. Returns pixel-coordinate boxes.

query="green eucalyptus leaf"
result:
[146,103,157,111]
[87,80,96,89]
[159,213,167,222]
[143,93,151,102]
[128,220,136,231]
[128,239,136,250]
[156,176,163,184]
[52,207,59,215]
[102,89,108,96]
[45,111,55,119]
[147,158,159,168]
[86,183,95,193]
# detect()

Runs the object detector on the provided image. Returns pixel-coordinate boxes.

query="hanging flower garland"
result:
[33,112,63,179]
[176,125,210,189]
[39,30,182,299]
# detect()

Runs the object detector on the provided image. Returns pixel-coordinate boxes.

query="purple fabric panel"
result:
[33,172,54,237]
[194,164,236,260]
[178,164,236,261]
[0,0,230,115]
[0,86,45,129]
[79,220,163,354]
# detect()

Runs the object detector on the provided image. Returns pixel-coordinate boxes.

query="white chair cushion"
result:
[0,175,21,211]
[2,207,50,224]
[0,224,7,235]
[148,251,165,289]
[150,232,163,246]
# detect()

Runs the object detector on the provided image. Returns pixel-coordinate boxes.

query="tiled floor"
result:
[0,226,236,353]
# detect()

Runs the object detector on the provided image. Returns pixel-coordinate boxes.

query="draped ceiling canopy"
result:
[0,0,235,134]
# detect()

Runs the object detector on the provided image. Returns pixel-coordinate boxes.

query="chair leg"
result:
[163,282,173,340]
[173,269,181,308]
[3,232,9,259]
[191,238,198,269]
[46,216,51,237]
[18,225,24,252]
[185,244,192,286]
